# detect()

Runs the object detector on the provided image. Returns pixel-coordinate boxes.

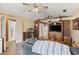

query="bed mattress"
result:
[32,40,71,55]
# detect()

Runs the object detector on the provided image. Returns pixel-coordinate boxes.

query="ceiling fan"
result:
[22,3,48,13]
[42,9,70,23]
[43,15,70,20]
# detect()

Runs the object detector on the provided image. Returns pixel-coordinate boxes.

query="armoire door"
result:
[39,23,48,39]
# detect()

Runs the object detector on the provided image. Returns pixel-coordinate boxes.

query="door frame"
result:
[1,16,16,52]
[8,19,16,42]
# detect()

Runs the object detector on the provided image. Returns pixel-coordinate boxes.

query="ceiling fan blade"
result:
[45,7,48,9]
[43,6,48,9]
[33,3,37,6]
[37,6,48,12]
[22,3,30,5]
[38,4,48,8]
[28,9,33,12]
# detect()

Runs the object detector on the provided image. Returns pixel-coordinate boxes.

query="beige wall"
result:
[15,17,34,43]
[0,15,34,43]
[59,9,79,45]
[23,20,34,32]
[15,18,23,43]
[71,30,79,43]
[70,9,79,44]
[70,20,79,44]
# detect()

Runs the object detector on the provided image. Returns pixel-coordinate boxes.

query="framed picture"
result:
[73,17,79,30]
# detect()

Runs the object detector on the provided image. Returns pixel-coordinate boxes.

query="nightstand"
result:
[72,41,79,48]
[64,36,72,46]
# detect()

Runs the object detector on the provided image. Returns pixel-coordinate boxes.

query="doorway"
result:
[3,19,16,55]
[8,20,16,48]
[8,20,16,41]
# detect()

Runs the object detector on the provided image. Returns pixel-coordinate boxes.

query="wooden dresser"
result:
[23,32,28,41]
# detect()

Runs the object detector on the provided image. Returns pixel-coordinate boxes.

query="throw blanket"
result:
[32,40,71,55]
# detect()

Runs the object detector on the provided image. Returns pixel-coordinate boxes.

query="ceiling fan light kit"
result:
[33,8,39,12]
[22,3,48,13]
[22,3,70,21]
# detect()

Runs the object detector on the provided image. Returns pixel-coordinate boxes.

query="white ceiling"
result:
[0,3,79,20]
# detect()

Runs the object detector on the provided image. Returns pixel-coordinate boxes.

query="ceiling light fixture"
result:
[33,8,38,12]
[22,3,48,13]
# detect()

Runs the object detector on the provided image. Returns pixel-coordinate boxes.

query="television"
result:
[49,24,61,32]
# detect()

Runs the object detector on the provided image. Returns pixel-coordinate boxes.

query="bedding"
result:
[70,47,79,55]
[26,38,36,45]
[32,40,71,55]
[22,42,40,55]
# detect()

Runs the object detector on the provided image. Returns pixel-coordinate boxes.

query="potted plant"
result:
[28,28,34,32]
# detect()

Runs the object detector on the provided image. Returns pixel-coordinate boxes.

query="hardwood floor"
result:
[3,41,16,55]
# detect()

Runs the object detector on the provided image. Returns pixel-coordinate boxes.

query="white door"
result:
[1,16,8,51]
[0,17,2,53]
[0,38,2,53]
[8,20,16,42]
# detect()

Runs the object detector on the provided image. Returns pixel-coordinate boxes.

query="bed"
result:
[17,39,79,55]
[70,47,79,55]
[22,42,40,55]
[32,40,71,55]
[16,38,40,55]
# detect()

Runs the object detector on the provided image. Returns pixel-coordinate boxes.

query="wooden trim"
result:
[40,22,48,24]
[62,22,64,41]
[6,16,8,41]
[8,18,16,21]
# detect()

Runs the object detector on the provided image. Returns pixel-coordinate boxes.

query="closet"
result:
[48,22,63,41]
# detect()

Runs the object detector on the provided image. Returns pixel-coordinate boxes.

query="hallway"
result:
[3,41,16,55]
